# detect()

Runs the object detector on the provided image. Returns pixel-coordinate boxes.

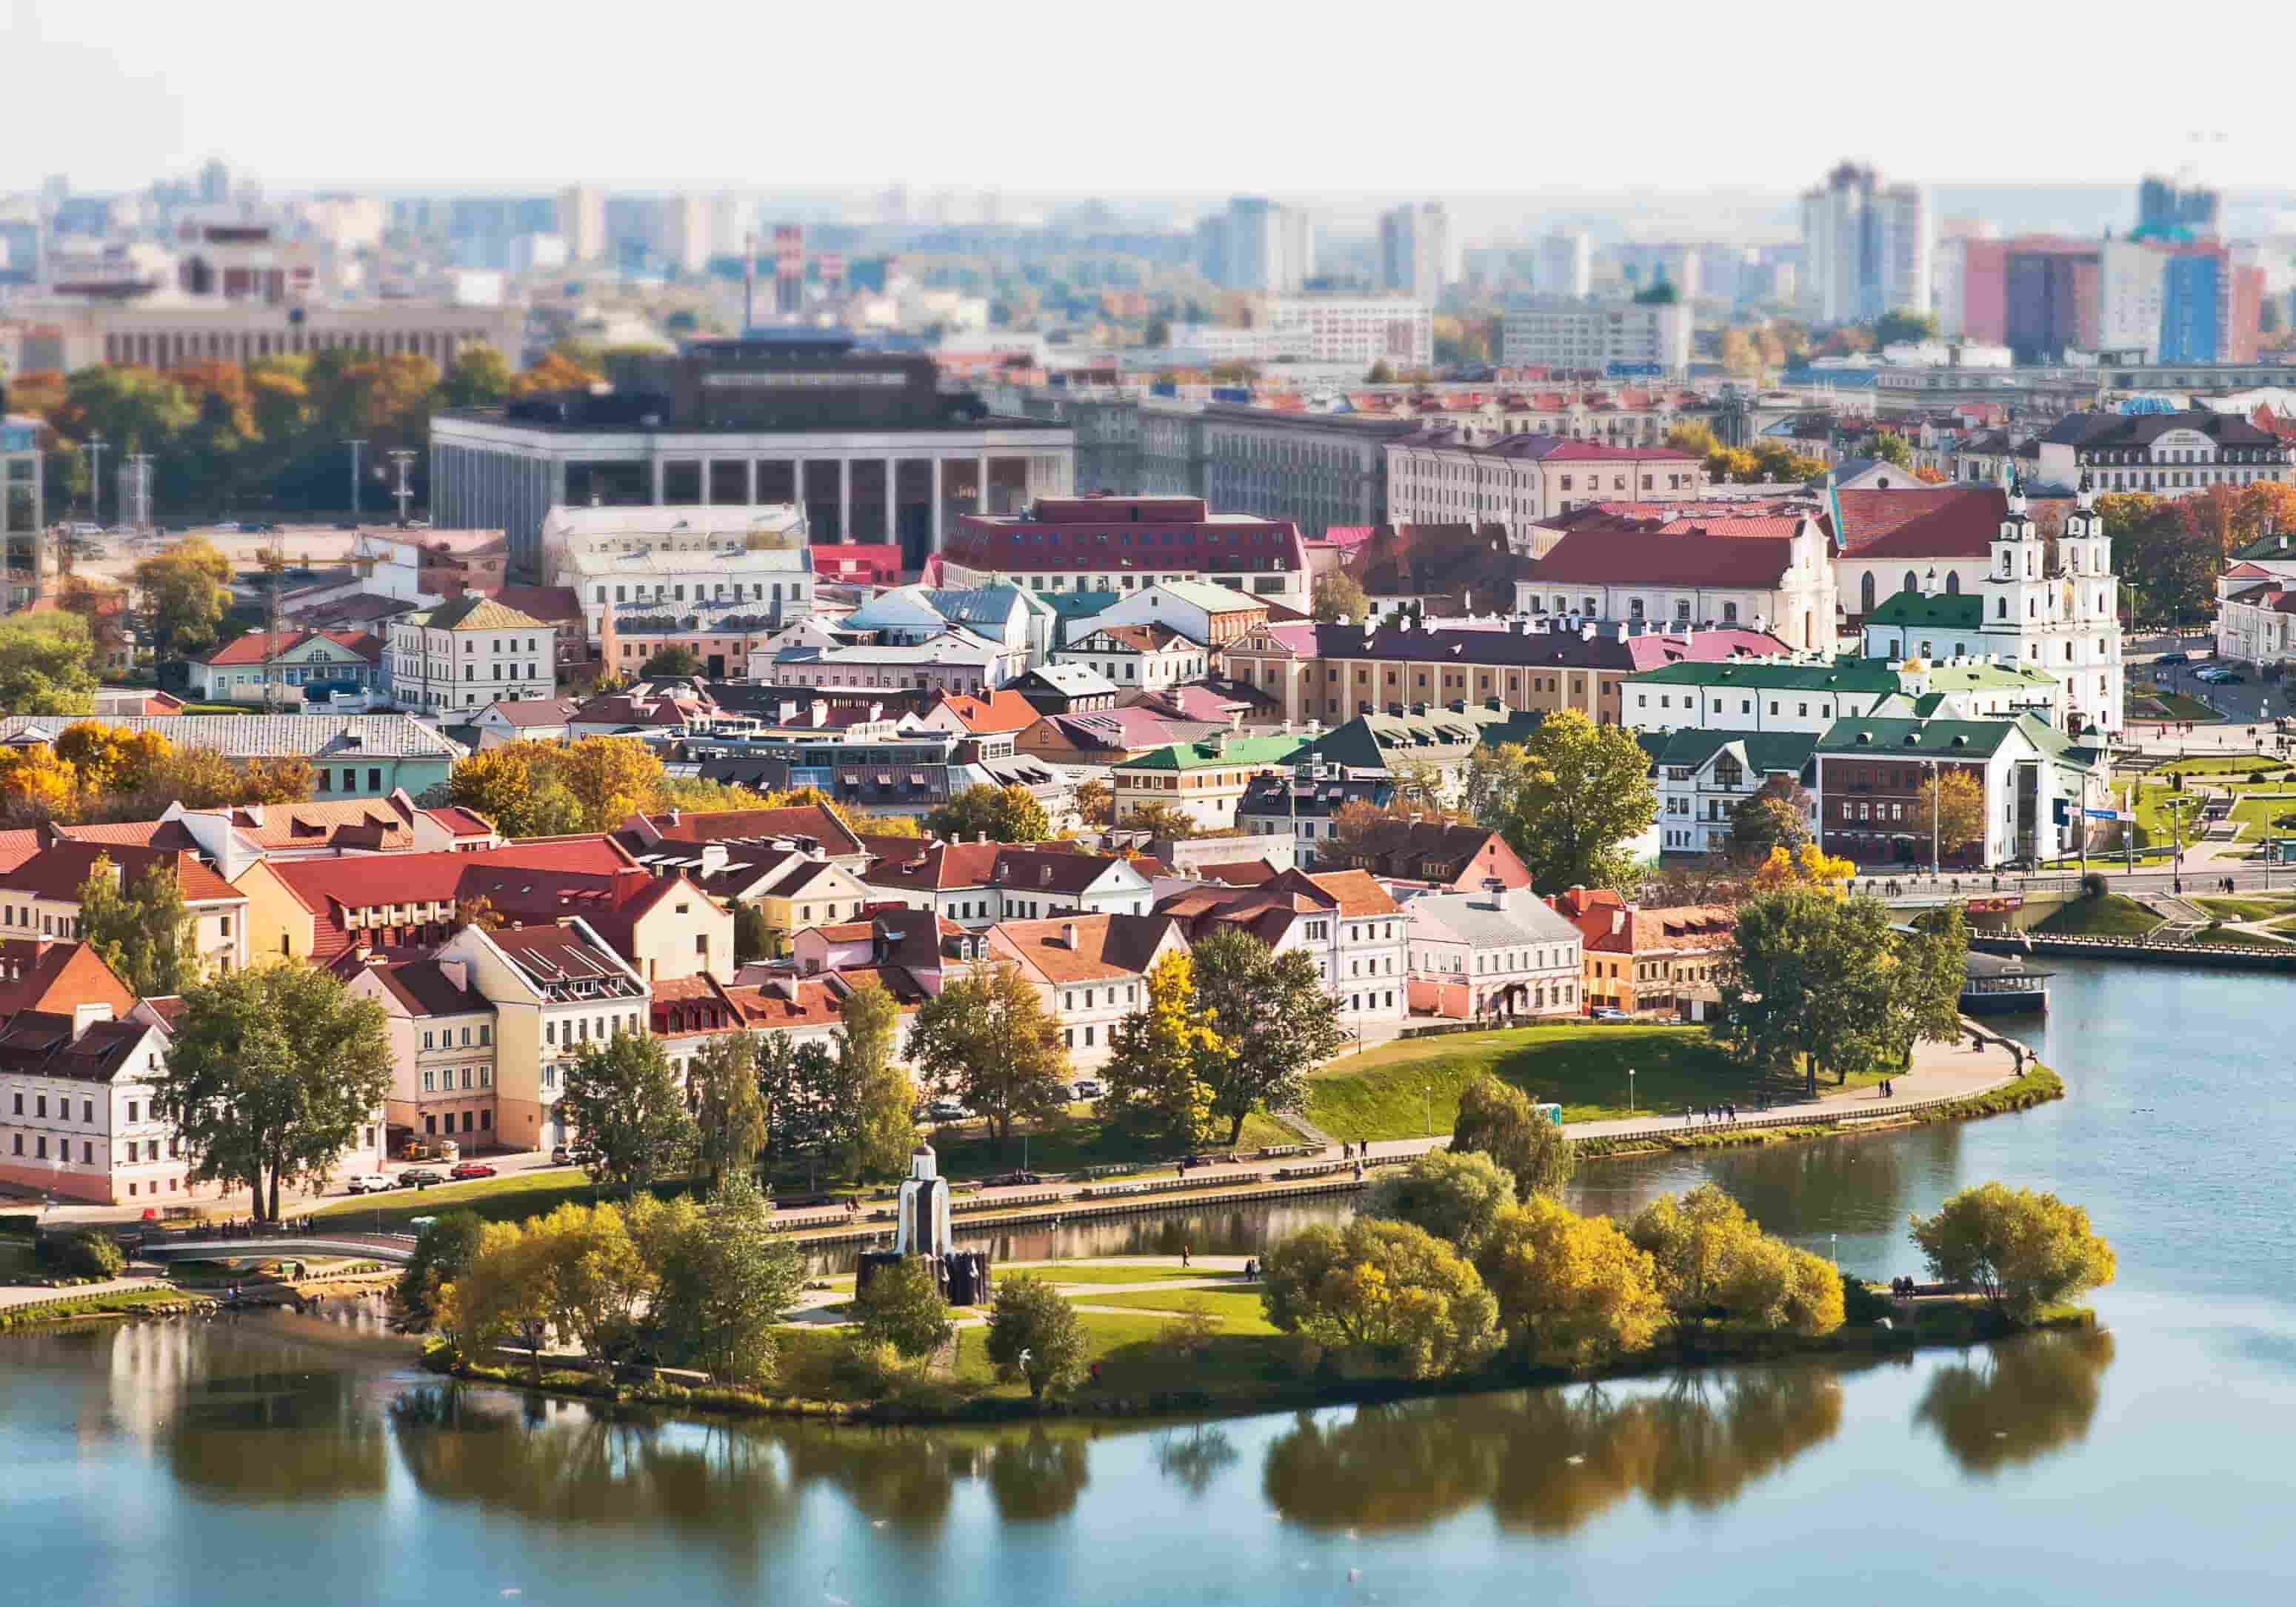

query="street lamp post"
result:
[1628,1067,1636,1116]
[1424,1082,1433,1140]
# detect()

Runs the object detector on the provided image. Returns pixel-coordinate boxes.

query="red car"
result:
[448,1161,498,1180]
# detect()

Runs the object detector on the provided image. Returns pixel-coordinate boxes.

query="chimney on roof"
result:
[667,809,681,827]
[699,843,730,879]
[1611,908,1626,935]
[1060,921,1080,949]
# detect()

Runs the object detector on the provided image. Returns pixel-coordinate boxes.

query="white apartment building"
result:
[1379,203,1451,301]
[1647,729,1820,858]
[1501,300,1690,372]
[390,595,555,713]
[1535,232,1593,298]
[860,843,1157,929]
[987,915,1187,1070]
[1158,869,1409,1033]
[1398,885,1584,1020]
[1266,296,1434,370]
[541,503,815,642]
[1051,624,1208,692]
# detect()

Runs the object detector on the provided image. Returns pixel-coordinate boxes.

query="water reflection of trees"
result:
[390,1389,1107,1534]
[1915,1329,2116,1476]
[1261,1366,1846,1537]
[1153,1423,1239,1498]
[165,1366,387,1500]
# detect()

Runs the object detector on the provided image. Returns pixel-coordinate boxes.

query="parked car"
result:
[985,1170,1043,1188]
[1589,1006,1632,1023]
[448,1161,498,1180]
[344,1173,396,1195]
[927,1098,974,1121]
[550,1144,598,1166]
[1071,1079,1104,1101]
[397,1167,444,1187]
[2156,651,2190,666]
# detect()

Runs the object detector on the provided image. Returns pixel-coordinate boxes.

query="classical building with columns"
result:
[430,333,1073,581]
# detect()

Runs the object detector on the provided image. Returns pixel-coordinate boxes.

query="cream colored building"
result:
[390,594,555,713]
[541,504,815,643]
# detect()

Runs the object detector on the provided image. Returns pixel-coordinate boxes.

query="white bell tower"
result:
[1986,467,2053,647]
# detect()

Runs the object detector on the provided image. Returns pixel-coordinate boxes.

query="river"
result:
[7,957,2296,1606]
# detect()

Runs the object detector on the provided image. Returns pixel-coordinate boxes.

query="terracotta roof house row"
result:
[0,714,462,800]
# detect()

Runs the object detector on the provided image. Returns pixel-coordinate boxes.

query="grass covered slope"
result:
[1303,1023,1880,1143]
[2031,894,2161,938]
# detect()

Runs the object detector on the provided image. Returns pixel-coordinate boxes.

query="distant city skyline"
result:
[8,0,2295,206]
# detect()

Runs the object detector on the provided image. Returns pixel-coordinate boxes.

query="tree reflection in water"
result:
[1914,1328,2117,1476]
[1261,1365,1849,1537]
[1152,1423,1240,1499]
[165,1366,387,1501]
[390,1386,1108,1537]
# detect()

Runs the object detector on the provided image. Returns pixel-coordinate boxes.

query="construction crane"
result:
[258,528,378,712]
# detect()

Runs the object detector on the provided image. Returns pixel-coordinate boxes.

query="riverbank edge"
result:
[0,1288,214,1332]
[1569,1062,2066,1162]
[418,1306,2100,1429]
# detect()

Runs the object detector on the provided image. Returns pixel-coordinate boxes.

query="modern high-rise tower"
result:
[1378,201,1450,301]
[1800,162,1931,325]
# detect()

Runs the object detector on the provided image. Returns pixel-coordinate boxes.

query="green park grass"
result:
[2155,754,2283,777]
[2133,692,2222,723]
[2032,893,2161,938]
[2194,895,2296,921]
[1068,1289,1277,1332]
[2188,924,2291,947]
[1029,1263,1251,1286]
[1302,1022,1882,1143]
[2226,795,2296,838]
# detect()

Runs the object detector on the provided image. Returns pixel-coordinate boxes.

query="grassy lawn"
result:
[2033,893,2161,938]
[2189,924,2292,947]
[1026,1263,1252,1286]
[2227,796,2296,839]
[0,1238,37,1280]
[922,1108,1297,1178]
[2155,755,2283,777]
[1303,1023,1869,1143]
[2194,895,2296,921]
[1068,1288,1275,1331]
[2139,692,2224,723]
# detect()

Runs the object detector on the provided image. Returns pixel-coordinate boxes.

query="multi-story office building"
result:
[3,414,47,612]
[1199,406,1415,537]
[1387,430,1709,536]
[1500,299,1691,372]
[2139,175,2219,236]
[389,595,556,714]
[542,504,813,643]
[430,333,1074,578]
[1265,296,1433,370]
[1378,202,1450,302]
[1800,161,1931,324]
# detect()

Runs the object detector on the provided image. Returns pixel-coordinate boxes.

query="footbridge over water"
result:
[136,1232,418,1266]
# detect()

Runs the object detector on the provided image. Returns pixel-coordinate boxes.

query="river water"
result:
[8,957,2296,1606]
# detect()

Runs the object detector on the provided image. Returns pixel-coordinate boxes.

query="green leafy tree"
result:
[0,614,99,715]
[1260,1217,1501,1379]
[1188,927,1346,1146]
[518,1199,654,1365]
[1728,775,1813,864]
[432,1218,547,1368]
[76,856,202,998]
[640,644,704,678]
[396,1209,486,1328]
[1886,905,1969,1067]
[904,961,1070,1148]
[1915,769,1987,858]
[1872,309,1939,347]
[1909,1182,2118,1321]
[637,1175,804,1384]
[1869,431,1915,470]
[558,1030,696,1195]
[1475,1196,1667,1366]
[756,1034,843,1174]
[1362,1149,1516,1256]
[687,1032,766,1189]
[1100,949,1219,1148]
[438,347,516,410]
[1312,570,1370,624]
[1719,888,1898,1095]
[985,1274,1089,1402]
[149,963,393,1221]
[1626,1183,1837,1335]
[1449,1074,1575,1200]
[836,978,918,1179]
[1121,799,1200,840]
[732,901,776,965]
[1466,710,1657,894]
[924,783,1050,844]
[853,1257,954,1360]
[133,538,236,658]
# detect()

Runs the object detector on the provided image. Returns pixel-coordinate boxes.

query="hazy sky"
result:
[7,0,2292,200]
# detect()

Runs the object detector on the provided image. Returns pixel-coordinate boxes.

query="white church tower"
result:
[1980,465,2122,735]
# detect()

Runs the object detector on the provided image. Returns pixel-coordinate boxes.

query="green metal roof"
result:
[1814,712,2092,761]
[1626,657,1899,693]
[1112,732,1313,772]
[1863,591,1984,629]
[1655,727,1818,774]
[1296,705,1538,772]
[1920,662,2058,690]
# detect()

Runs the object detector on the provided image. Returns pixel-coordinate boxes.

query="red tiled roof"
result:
[490,585,585,627]
[862,841,1141,896]
[0,830,41,875]
[625,804,864,861]
[946,507,1309,578]
[1831,486,2070,560]
[196,628,380,667]
[2,842,239,904]
[269,838,637,960]
[0,939,137,1018]
[929,688,1039,735]
[1192,858,1283,886]
[1527,530,1802,589]
[1552,887,1735,955]
[989,912,1177,983]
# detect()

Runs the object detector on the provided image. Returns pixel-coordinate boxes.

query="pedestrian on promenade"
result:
[1180,1243,1190,1269]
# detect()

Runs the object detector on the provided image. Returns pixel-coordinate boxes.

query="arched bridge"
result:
[137,1232,418,1266]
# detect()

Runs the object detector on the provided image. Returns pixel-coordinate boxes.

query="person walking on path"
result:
[1179,1243,1190,1269]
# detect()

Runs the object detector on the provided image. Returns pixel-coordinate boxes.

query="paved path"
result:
[0,1275,167,1312]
